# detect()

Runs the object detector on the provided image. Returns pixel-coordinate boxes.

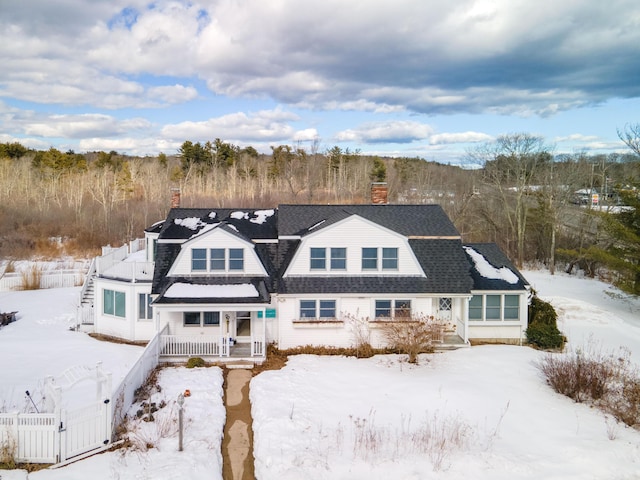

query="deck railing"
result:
[160,335,221,356]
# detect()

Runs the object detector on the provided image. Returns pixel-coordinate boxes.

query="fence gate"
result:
[45,363,113,463]
[60,400,110,461]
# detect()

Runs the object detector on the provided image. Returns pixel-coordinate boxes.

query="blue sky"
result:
[1,0,639,166]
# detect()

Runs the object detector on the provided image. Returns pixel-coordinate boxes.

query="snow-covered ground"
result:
[2,269,640,479]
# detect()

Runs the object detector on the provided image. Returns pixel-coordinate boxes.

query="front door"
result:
[235,311,251,343]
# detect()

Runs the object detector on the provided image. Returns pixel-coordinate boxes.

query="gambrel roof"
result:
[150,204,527,303]
[277,204,461,238]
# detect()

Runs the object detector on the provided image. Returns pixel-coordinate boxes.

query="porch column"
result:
[462,297,470,342]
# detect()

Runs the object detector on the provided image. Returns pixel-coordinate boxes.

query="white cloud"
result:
[335,121,434,144]
[430,132,493,145]
[161,107,301,143]
[148,85,198,104]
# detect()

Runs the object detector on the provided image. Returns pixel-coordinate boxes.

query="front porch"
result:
[159,333,265,361]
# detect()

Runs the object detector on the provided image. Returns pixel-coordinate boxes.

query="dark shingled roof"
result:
[148,206,527,301]
[464,243,529,291]
[277,204,460,238]
[159,208,278,241]
[279,239,474,295]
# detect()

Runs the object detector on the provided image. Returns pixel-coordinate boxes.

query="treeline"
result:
[0,134,638,293]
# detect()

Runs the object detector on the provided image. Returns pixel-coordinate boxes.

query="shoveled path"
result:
[222,368,255,480]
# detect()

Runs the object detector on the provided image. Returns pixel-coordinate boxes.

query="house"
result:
[80,186,530,363]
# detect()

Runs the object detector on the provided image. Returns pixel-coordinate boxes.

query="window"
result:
[103,289,125,318]
[330,248,346,270]
[310,248,326,270]
[184,312,221,327]
[209,248,225,270]
[439,297,452,311]
[469,294,521,321]
[374,299,411,319]
[382,248,398,270]
[300,300,317,318]
[184,312,201,326]
[319,300,336,318]
[375,300,392,318]
[395,300,411,318]
[190,247,244,272]
[192,248,207,271]
[469,295,482,320]
[229,248,244,270]
[504,295,520,320]
[485,295,501,320]
[204,311,220,326]
[362,248,378,270]
[138,293,153,320]
[299,300,336,319]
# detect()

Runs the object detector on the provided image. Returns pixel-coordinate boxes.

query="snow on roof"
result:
[308,219,326,230]
[230,211,249,220]
[464,246,519,284]
[189,223,217,239]
[250,209,275,224]
[174,217,208,230]
[164,283,259,298]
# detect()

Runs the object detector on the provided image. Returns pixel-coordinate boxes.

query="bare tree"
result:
[617,123,640,157]
[469,133,552,267]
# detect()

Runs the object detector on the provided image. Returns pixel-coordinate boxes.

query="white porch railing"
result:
[252,339,265,356]
[160,335,221,356]
[94,239,153,283]
[99,261,154,282]
[76,305,94,326]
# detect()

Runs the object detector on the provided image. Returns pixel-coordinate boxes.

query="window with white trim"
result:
[362,247,398,271]
[310,248,326,270]
[103,289,126,318]
[330,248,347,270]
[190,248,244,272]
[375,299,411,319]
[299,299,337,319]
[184,311,221,327]
[468,294,520,321]
[138,293,153,321]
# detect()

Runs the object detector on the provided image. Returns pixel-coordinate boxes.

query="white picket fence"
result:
[110,324,165,430]
[0,270,85,291]
[0,364,113,464]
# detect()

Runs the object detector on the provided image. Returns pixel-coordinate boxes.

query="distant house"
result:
[80,185,530,363]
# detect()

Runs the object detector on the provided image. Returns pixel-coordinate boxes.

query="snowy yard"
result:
[2,269,640,479]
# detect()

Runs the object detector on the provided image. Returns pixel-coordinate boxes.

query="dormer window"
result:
[190,248,244,272]
[310,248,326,269]
[192,248,207,271]
[362,247,398,271]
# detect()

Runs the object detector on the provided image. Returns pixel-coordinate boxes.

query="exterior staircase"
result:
[76,259,96,328]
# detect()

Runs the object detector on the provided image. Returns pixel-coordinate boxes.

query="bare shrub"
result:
[344,312,374,358]
[0,430,17,469]
[349,410,471,471]
[19,265,43,290]
[538,343,640,427]
[379,314,442,364]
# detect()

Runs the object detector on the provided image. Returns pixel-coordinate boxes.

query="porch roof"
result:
[153,277,271,304]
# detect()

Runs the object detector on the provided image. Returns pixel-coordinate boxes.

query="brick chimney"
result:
[371,182,388,204]
[171,187,181,208]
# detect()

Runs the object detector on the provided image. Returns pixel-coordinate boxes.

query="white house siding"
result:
[167,229,267,277]
[284,216,424,277]
[94,279,153,342]
[466,290,528,343]
[468,325,524,343]
[276,295,438,349]
[156,304,276,340]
